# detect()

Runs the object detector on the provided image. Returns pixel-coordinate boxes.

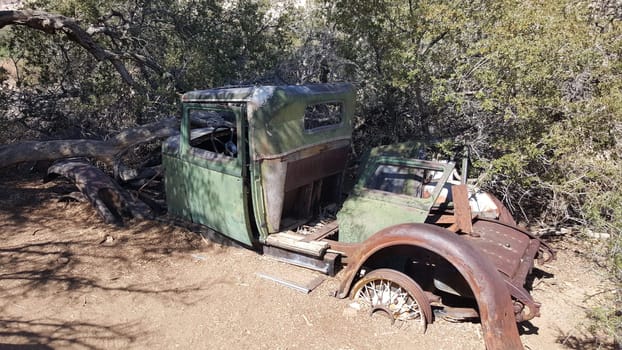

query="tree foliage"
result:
[0,0,292,139]
[325,0,621,340]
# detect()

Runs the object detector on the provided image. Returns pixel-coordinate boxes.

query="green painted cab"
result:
[163,84,355,246]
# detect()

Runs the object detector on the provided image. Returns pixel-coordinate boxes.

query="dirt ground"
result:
[0,171,617,350]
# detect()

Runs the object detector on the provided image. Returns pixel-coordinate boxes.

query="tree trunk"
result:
[0,118,179,168]
[47,159,153,226]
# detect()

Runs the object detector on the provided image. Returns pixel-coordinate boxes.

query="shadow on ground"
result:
[556,329,618,350]
[0,318,140,350]
[0,170,235,348]
[0,237,209,301]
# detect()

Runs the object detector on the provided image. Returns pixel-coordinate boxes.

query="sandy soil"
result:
[0,171,616,350]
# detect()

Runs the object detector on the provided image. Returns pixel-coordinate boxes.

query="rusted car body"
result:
[162,83,555,350]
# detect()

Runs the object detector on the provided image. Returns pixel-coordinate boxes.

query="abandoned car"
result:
[162,83,555,350]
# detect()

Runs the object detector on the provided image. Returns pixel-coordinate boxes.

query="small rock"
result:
[348,302,362,310]
[584,230,611,240]
[100,235,114,245]
[342,307,359,318]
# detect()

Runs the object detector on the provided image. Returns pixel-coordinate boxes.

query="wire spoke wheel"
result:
[352,268,431,333]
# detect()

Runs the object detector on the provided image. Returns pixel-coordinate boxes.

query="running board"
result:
[262,245,340,276]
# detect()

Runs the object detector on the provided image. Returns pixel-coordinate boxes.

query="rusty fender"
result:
[335,223,523,350]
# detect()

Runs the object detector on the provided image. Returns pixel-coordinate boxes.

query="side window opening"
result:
[188,106,238,158]
[189,108,236,126]
[304,102,343,131]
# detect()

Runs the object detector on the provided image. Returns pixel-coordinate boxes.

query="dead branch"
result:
[48,159,153,225]
[0,118,179,168]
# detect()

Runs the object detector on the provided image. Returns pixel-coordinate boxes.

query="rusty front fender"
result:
[335,223,523,350]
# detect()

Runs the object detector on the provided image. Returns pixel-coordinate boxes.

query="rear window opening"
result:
[304,102,343,131]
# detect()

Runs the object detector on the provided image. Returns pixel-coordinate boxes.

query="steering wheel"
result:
[210,125,237,157]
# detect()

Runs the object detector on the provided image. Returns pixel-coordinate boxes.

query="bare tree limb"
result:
[420,31,448,57]
[0,10,136,85]
[0,118,180,168]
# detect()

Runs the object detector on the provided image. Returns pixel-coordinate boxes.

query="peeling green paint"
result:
[164,84,354,245]
[337,149,455,243]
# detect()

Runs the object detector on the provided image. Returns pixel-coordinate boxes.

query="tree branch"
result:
[0,118,180,168]
[421,31,448,56]
[0,10,135,86]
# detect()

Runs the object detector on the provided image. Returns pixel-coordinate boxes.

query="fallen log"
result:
[48,159,153,226]
[58,191,87,203]
[0,118,179,168]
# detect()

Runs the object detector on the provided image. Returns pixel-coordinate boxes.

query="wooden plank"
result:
[266,233,329,257]
[277,231,306,241]
[302,220,339,242]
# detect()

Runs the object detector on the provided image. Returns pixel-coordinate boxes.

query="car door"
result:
[174,102,254,246]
